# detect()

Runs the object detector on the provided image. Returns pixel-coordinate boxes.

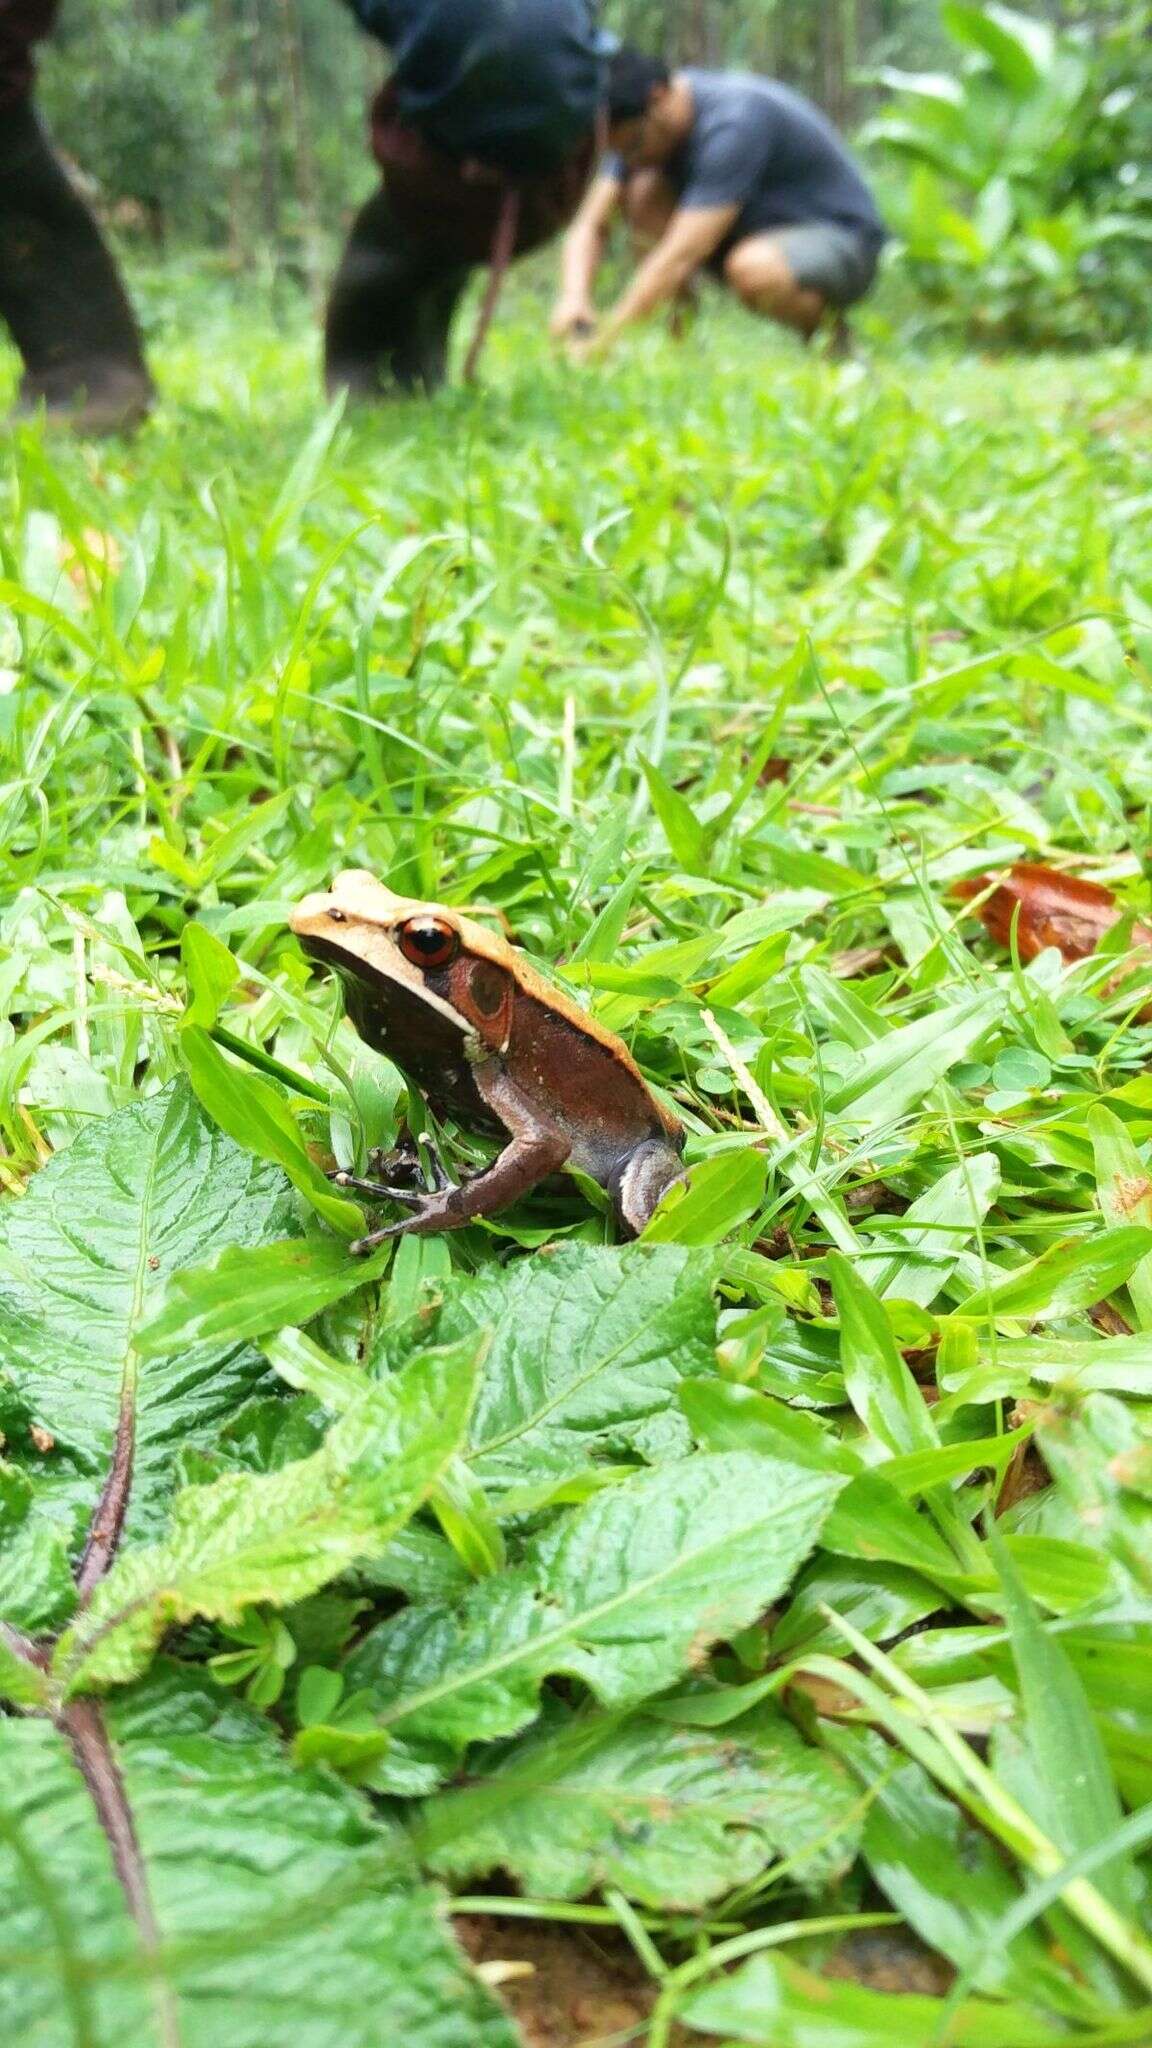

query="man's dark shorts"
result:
[712,219,881,308]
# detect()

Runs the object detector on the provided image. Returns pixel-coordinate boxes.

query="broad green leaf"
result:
[1038,1394,1152,1595]
[180,1025,362,1238]
[421,1702,860,1906]
[771,1557,943,1659]
[833,1729,1089,2011]
[679,1950,1094,2046]
[264,1325,370,1408]
[135,1237,387,1357]
[347,1450,842,1785]
[0,1668,515,2048]
[1088,1106,1152,1330]
[880,1424,1031,1497]
[56,1340,479,1692]
[681,1376,860,1476]
[828,1253,939,1456]
[943,1,1052,93]
[640,757,708,872]
[180,921,239,1029]
[642,1149,768,1244]
[0,1083,295,1537]
[370,1244,718,1492]
[191,789,295,888]
[858,1153,1000,1306]
[998,1534,1110,1617]
[954,1227,1152,1322]
[824,993,999,1134]
[989,1523,1139,1916]
[821,1470,964,1587]
[569,862,649,963]
[942,1332,1152,1401]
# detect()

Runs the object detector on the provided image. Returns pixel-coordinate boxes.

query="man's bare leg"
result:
[722,232,828,341]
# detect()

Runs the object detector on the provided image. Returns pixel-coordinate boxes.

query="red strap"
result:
[462,182,522,384]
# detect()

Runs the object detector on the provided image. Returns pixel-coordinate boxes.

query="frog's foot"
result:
[366,1129,457,1193]
[348,1187,458,1251]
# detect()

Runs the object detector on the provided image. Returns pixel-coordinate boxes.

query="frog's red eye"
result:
[398,917,459,970]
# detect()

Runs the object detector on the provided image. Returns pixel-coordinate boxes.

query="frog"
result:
[290,870,686,1250]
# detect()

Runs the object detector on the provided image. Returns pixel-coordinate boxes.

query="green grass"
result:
[2,274,1152,2047]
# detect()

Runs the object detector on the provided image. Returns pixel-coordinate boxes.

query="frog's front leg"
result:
[365,1125,458,1193]
[329,1126,460,1208]
[349,1068,569,1252]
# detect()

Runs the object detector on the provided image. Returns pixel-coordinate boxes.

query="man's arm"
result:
[592,203,737,353]
[549,174,622,337]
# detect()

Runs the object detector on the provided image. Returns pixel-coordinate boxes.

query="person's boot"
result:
[0,101,153,433]
[324,185,470,399]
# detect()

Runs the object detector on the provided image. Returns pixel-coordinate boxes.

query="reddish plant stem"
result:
[76,1397,136,1604]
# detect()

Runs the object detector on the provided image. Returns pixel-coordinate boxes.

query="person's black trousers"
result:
[324,184,471,398]
[0,99,152,428]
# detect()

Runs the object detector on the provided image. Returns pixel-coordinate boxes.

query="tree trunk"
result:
[249,0,285,250]
[275,0,323,301]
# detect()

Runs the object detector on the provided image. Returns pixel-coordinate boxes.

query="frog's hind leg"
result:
[348,1087,570,1253]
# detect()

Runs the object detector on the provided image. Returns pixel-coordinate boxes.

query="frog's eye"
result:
[398,916,459,970]
[327,908,347,924]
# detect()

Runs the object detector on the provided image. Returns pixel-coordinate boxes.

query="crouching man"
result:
[552,48,886,359]
[327,0,610,397]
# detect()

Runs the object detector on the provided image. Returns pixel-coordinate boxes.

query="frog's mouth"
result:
[298,931,470,1067]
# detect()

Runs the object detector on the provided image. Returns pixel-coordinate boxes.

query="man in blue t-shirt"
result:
[328,0,610,395]
[552,47,886,355]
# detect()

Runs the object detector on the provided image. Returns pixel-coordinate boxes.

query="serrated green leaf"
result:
[55,1339,480,1692]
[346,1450,842,1786]
[0,1631,48,1708]
[0,1668,515,2048]
[370,1243,718,1492]
[0,1083,295,1538]
[421,1702,860,1906]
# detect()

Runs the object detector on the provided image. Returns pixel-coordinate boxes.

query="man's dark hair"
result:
[605,47,670,124]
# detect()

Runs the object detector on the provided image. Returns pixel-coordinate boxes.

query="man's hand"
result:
[549,298,598,343]
[596,203,737,347]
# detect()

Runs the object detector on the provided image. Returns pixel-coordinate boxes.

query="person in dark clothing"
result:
[326,0,609,397]
[0,0,152,431]
[552,48,886,356]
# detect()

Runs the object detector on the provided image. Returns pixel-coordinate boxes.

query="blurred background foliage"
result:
[35,0,1152,348]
